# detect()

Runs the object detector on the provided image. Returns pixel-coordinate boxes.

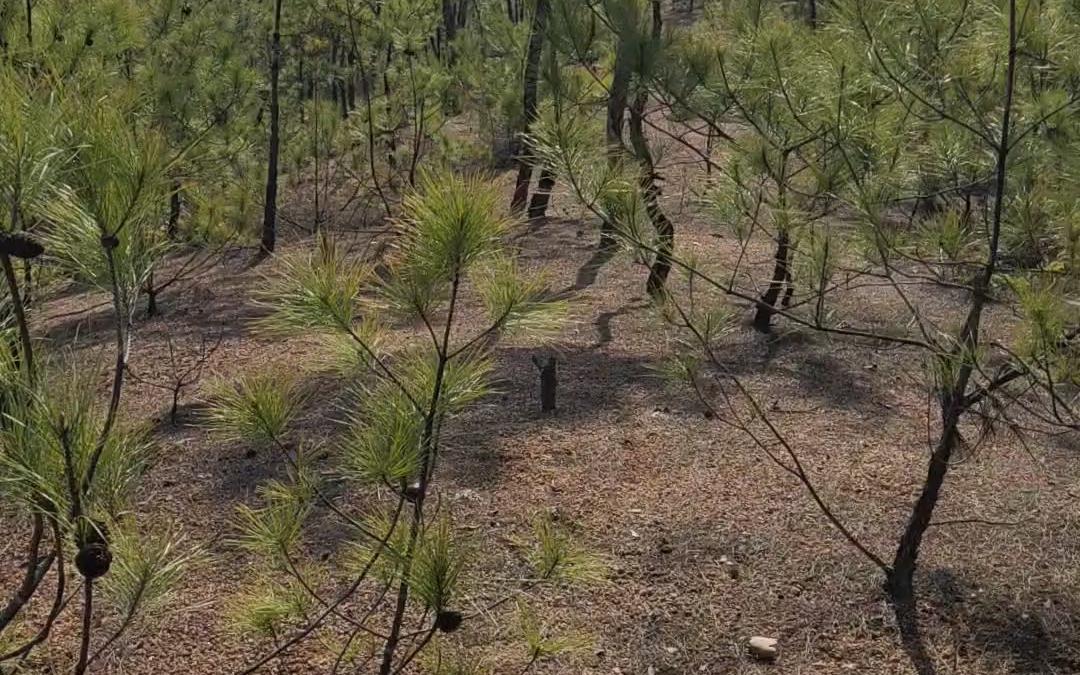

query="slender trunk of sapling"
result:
[377,271,461,675]
[633,1,674,299]
[167,182,181,240]
[511,0,551,214]
[260,0,283,256]
[1,252,34,385]
[753,231,792,332]
[885,6,1018,674]
[527,168,556,220]
[602,45,631,248]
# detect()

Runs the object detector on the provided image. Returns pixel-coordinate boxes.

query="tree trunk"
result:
[631,1,673,299]
[260,0,283,256]
[331,33,343,110]
[533,355,557,413]
[25,0,32,46]
[510,0,551,214]
[1,251,33,383]
[602,45,632,248]
[441,0,457,62]
[383,43,398,177]
[146,269,159,317]
[21,259,31,309]
[347,49,357,114]
[295,35,304,103]
[753,231,791,332]
[527,168,556,220]
[167,182,181,240]
[885,8,1017,675]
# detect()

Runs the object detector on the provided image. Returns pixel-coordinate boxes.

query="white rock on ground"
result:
[747,636,779,661]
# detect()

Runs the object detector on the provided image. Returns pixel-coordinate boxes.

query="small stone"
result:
[648,667,656,675]
[665,646,677,654]
[748,636,778,661]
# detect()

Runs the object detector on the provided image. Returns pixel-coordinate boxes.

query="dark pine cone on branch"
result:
[0,232,45,260]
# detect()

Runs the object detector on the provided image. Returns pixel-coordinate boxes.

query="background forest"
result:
[2,0,1080,674]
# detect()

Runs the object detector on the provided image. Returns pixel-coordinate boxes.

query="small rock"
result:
[630,529,641,539]
[748,636,779,661]
[665,646,677,654]
[648,667,656,675]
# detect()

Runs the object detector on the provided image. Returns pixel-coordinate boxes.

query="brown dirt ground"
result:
[4,148,1080,675]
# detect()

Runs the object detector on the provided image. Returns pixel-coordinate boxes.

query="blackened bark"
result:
[167,182,181,240]
[527,168,556,220]
[602,46,632,248]
[631,2,673,299]
[511,0,551,214]
[260,0,283,256]
[533,355,557,412]
[347,49,357,114]
[753,231,791,332]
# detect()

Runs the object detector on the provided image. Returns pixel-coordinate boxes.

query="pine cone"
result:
[435,610,463,633]
[75,543,112,579]
[0,232,44,260]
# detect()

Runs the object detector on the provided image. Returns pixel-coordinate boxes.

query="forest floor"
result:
[4,170,1080,675]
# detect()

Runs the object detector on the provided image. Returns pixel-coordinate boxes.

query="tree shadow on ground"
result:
[690,325,893,415]
[922,567,1080,673]
[570,245,619,292]
[437,344,661,489]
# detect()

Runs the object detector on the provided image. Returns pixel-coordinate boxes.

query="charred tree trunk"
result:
[630,1,673,299]
[441,0,458,62]
[510,0,551,214]
[146,270,160,317]
[167,182,181,240]
[602,45,632,248]
[533,355,557,413]
[753,230,792,332]
[527,168,556,220]
[347,49,357,114]
[295,35,304,103]
[457,0,469,29]
[383,43,398,174]
[260,0,283,256]
[21,259,31,308]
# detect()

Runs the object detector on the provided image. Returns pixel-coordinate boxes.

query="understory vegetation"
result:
[1,1,1079,674]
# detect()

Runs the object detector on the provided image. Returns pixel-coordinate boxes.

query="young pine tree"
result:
[208,170,601,675]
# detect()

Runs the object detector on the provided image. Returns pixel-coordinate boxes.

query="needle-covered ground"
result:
[3,180,1080,675]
